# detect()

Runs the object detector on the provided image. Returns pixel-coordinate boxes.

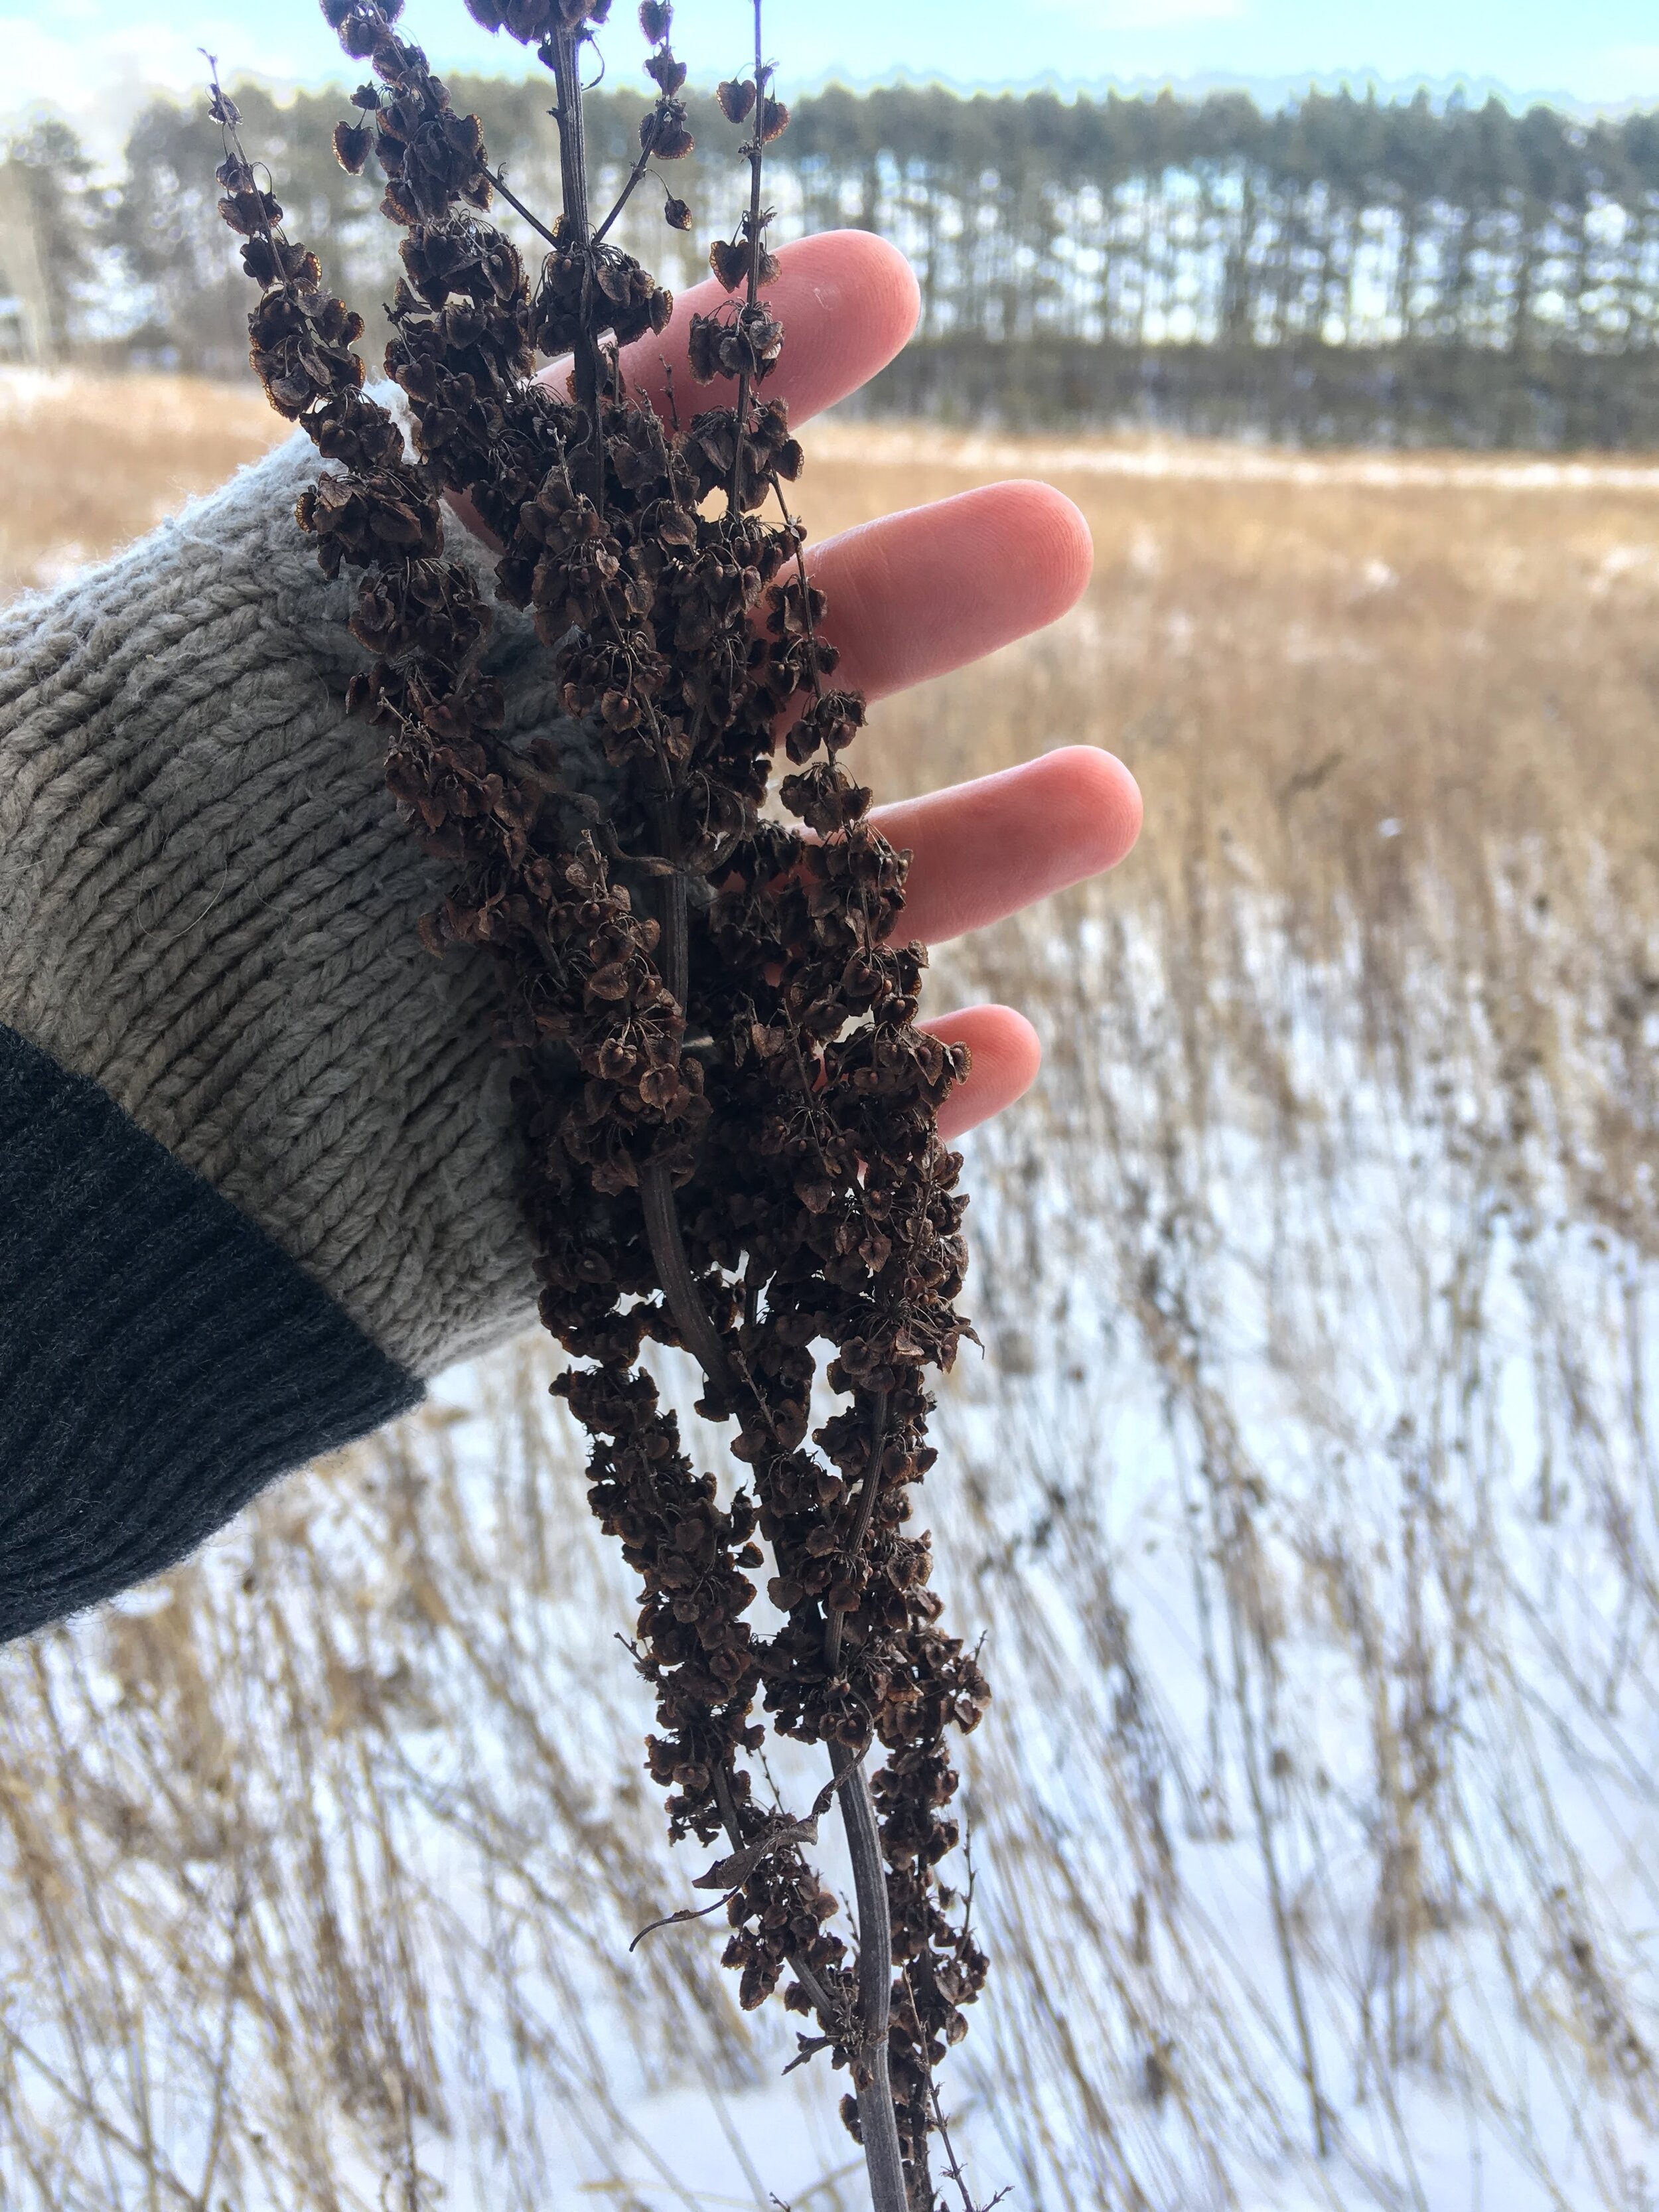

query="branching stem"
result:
[833,1738,906,2212]
[221,7,989,2205]
[482,163,559,246]
[713,1710,837,2027]
[593,142,655,247]
[729,0,767,506]
[549,23,605,503]
[824,1389,889,1674]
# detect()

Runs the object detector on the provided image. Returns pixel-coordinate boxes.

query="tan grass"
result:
[1,379,1656,2208]
[0,371,289,601]
[797,413,1659,889]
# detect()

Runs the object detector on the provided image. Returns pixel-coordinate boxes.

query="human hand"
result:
[0,228,1141,1644]
[0,227,1137,1411]
[506,228,1143,1143]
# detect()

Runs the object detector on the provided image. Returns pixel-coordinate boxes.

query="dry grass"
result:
[1,374,1657,2209]
[0,372,288,600]
[800,417,1659,881]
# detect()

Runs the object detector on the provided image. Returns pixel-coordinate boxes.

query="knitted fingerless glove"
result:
[0,425,599,1639]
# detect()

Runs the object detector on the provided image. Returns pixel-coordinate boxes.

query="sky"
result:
[3,0,1657,164]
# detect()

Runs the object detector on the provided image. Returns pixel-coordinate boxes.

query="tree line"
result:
[5,78,1659,445]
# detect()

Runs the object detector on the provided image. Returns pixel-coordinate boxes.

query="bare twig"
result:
[824,1388,890,1674]
[729,0,768,506]
[482,163,559,247]
[833,1737,907,2212]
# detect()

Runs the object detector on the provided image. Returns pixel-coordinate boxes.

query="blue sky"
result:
[3,0,1656,163]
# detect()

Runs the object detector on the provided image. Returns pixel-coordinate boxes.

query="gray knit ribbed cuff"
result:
[0,1022,421,1643]
[0,421,609,1378]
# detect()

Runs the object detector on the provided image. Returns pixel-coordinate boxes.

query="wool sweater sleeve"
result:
[0,427,591,1642]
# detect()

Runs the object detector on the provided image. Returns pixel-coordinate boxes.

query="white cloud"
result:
[0,8,374,165]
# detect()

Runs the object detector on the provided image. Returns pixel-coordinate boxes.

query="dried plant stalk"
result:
[210,1,991,2202]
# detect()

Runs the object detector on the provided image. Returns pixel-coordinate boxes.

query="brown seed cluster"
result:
[216,2,988,2196]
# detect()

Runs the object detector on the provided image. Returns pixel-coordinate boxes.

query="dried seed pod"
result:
[717,76,755,123]
[333,119,374,171]
[709,238,749,291]
[644,48,687,92]
[640,97,693,158]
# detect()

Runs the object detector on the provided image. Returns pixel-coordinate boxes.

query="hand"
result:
[515,230,1143,1143]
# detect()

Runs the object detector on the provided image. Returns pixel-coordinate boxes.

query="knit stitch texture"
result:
[0,1021,421,1643]
[0,420,608,1377]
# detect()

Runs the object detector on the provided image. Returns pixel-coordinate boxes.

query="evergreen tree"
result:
[103,78,1659,445]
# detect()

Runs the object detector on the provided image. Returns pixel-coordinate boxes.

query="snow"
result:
[3,867,1656,2210]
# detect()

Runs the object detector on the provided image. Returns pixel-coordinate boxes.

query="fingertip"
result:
[1041,744,1143,873]
[1008,480,1094,612]
[884,239,924,351]
[841,231,922,354]
[872,745,1142,944]
[778,230,919,331]
[927,1004,1043,1140]
[979,1003,1043,1091]
[812,479,1098,698]
[770,228,920,398]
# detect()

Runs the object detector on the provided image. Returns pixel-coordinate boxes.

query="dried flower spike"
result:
[214,5,990,2203]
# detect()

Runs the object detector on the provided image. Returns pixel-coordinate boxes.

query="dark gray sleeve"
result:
[0,1021,420,1644]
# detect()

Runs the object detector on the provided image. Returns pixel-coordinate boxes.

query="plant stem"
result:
[483,163,559,247]
[550,23,711,1396]
[831,1739,907,2212]
[549,23,605,504]
[729,0,766,506]
[824,1389,889,1674]
[637,753,735,1402]
[640,1162,737,1398]
[592,143,655,247]
[549,27,591,250]
[821,1385,908,2211]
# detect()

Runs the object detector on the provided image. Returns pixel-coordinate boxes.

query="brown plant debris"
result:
[212,1,989,2203]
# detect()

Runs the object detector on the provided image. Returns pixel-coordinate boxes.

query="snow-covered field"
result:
[4,853,1652,2210]
[2,404,1657,2207]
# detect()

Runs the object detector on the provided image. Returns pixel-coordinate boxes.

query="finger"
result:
[547,229,920,427]
[876,747,1143,947]
[449,232,917,545]
[806,481,1094,705]
[925,1006,1041,1142]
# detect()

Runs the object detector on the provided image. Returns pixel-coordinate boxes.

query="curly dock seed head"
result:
[214,6,991,2201]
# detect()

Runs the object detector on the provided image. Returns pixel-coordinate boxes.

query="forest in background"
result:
[5,77,1659,444]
